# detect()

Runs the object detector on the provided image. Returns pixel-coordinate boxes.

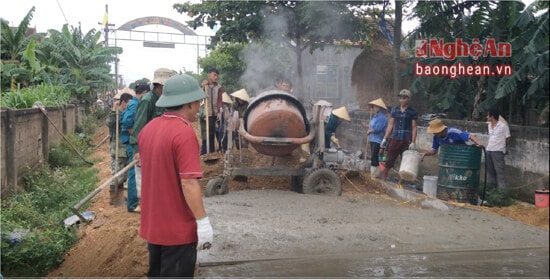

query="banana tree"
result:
[38,24,122,104]
[0,6,44,91]
[408,0,548,125]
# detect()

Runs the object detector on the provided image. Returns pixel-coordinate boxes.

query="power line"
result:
[56,0,69,25]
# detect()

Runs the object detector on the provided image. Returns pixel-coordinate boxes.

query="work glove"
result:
[330,134,340,148]
[409,143,416,150]
[196,216,213,250]
[380,138,387,149]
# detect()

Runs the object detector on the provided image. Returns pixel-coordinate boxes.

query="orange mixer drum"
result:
[244,90,310,156]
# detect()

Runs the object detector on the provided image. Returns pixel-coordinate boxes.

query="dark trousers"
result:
[147,242,197,278]
[233,131,248,149]
[201,116,218,155]
[385,139,410,169]
[370,142,381,167]
[324,134,331,149]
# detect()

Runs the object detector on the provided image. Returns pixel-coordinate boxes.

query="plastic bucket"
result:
[423,176,438,197]
[379,162,386,173]
[535,189,549,208]
[398,150,421,181]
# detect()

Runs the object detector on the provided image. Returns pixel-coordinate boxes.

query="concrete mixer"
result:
[205,89,346,197]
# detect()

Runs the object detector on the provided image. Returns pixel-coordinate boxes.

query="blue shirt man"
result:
[389,106,418,141]
[121,82,150,213]
[421,119,483,159]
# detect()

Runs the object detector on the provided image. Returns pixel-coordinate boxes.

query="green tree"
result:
[197,42,246,93]
[493,1,549,126]
[0,6,44,91]
[1,7,122,106]
[37,24,122,104]
[393,0,403,96]
[408,0,548,125]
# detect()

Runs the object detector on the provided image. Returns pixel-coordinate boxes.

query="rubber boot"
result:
[370,166,380,179]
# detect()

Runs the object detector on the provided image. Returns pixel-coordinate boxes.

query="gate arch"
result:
[118,16,197,35]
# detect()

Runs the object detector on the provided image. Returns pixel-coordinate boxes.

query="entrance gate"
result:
[105,16,210,87]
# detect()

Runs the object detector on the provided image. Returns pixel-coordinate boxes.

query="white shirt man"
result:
[485,111,511,189]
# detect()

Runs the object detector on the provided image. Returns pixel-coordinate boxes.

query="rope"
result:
[509,174,549,190]
[343,173,363,193]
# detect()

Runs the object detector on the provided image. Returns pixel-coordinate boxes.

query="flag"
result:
[102,11,108,26]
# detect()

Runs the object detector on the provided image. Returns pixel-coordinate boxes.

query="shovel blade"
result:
[202,153,222,163]
[109,189,125,207]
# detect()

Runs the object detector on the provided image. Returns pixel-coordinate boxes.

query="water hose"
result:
[480,146,488,206]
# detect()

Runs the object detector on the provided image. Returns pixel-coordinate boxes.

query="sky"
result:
[1,0,422,86]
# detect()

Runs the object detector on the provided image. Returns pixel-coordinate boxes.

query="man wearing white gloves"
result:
[380,89,418,187]
[138,74,213,277]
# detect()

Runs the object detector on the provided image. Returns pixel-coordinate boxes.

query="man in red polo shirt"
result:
[138,74,213,278]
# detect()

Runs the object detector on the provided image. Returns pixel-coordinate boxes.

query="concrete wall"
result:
[299,46,363,109]
[1,105,80,196]
[335,112,549,203]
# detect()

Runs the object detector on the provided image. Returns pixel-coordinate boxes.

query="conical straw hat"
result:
[230,89,250,102]
[222,92,233,104]
[368,98,387,110]
[332,106,351,121]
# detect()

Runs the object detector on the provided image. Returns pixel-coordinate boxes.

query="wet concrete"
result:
[197,189,549,278]
[198,248,550,278]
[198,247,549,278]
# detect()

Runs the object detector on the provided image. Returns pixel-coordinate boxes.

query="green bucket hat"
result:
[156,74,206,107]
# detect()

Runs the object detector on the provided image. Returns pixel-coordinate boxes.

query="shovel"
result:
[70,160,137,223]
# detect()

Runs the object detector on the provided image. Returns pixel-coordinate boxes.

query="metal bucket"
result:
[437,144,482,205]
[242,90,311,156]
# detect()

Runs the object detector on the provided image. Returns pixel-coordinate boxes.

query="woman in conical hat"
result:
[363,98,388,179]
[325,106,350,149]
[222,92,233,104]
[230,89,250,103]
[230,89,250,149]
[217,92,234,152]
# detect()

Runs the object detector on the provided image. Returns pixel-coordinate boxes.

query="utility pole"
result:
[99,4,117,89]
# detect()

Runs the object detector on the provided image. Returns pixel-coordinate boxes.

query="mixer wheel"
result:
[205,177,229,197]
[302,168,342,196]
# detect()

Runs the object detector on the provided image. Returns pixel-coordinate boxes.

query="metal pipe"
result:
[239,118,316,145]
[71,160,137,223]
